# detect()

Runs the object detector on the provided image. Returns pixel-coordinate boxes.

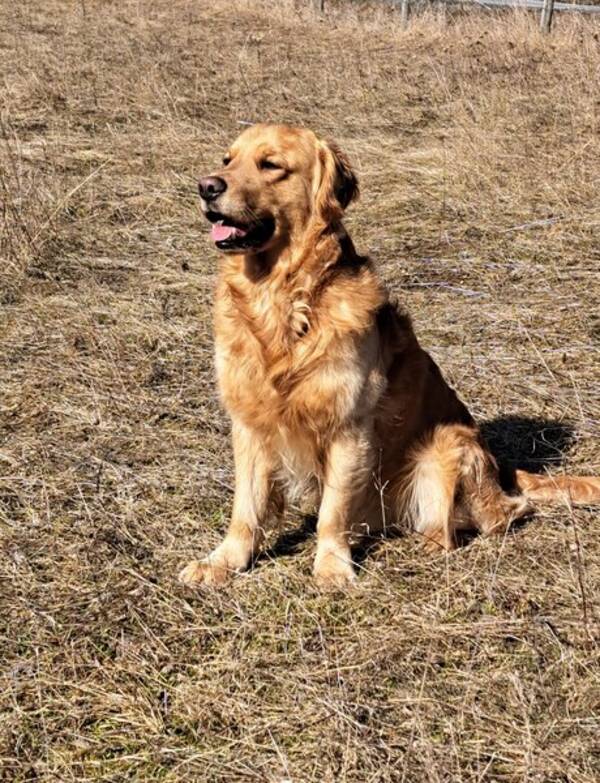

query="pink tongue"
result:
[211,223,248,242]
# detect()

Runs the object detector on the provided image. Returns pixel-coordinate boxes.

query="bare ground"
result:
[1,1,599,781]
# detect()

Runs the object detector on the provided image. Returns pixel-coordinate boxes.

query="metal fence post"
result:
[401,0,410,27]
[540,0,555,31]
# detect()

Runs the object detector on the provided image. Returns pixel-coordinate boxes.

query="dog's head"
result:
[198,124,358,254]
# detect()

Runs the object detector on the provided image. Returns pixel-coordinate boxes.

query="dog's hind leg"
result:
[398,424,530,551]
[401,425,468,551]
[458,435,531,538]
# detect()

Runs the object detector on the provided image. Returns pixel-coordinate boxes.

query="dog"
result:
[179,123,600,588]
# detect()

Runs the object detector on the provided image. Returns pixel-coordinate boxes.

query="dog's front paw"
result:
[313,549,357,590]
[178,557,231,587]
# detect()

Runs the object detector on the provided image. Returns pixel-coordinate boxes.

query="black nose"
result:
[198,176,227,202]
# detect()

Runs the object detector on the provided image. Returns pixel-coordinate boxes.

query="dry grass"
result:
[1,1,599,780]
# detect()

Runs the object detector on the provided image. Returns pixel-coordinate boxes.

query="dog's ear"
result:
[315,139,359,222]
[327,140,359,210]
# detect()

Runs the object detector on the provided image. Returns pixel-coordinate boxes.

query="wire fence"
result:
[314,0,600,33]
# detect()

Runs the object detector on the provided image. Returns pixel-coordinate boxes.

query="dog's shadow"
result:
[259,514,318,563]
[262,416,576,566]
[481,415,575,488]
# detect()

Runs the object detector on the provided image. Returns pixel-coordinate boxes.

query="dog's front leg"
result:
[179,420,275,586]
[313,423,373,588]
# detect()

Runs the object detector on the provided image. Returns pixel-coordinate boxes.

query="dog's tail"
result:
[514,470,600,504]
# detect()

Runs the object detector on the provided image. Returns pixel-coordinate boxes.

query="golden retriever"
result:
[179,123,600,588]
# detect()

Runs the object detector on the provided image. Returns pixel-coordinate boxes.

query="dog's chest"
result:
[215,313,380,436]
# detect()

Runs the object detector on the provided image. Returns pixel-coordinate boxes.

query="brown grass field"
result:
[1,1,599,781]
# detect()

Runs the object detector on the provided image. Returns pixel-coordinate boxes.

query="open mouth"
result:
[206,211,275,251]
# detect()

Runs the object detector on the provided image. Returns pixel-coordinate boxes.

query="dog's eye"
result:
[222,156,231,167]
[260,159,282,171]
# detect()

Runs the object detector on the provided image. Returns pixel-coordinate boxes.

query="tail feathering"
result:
[515,470,600,504]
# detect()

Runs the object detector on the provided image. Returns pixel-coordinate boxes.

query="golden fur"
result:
[179,123,600,588]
